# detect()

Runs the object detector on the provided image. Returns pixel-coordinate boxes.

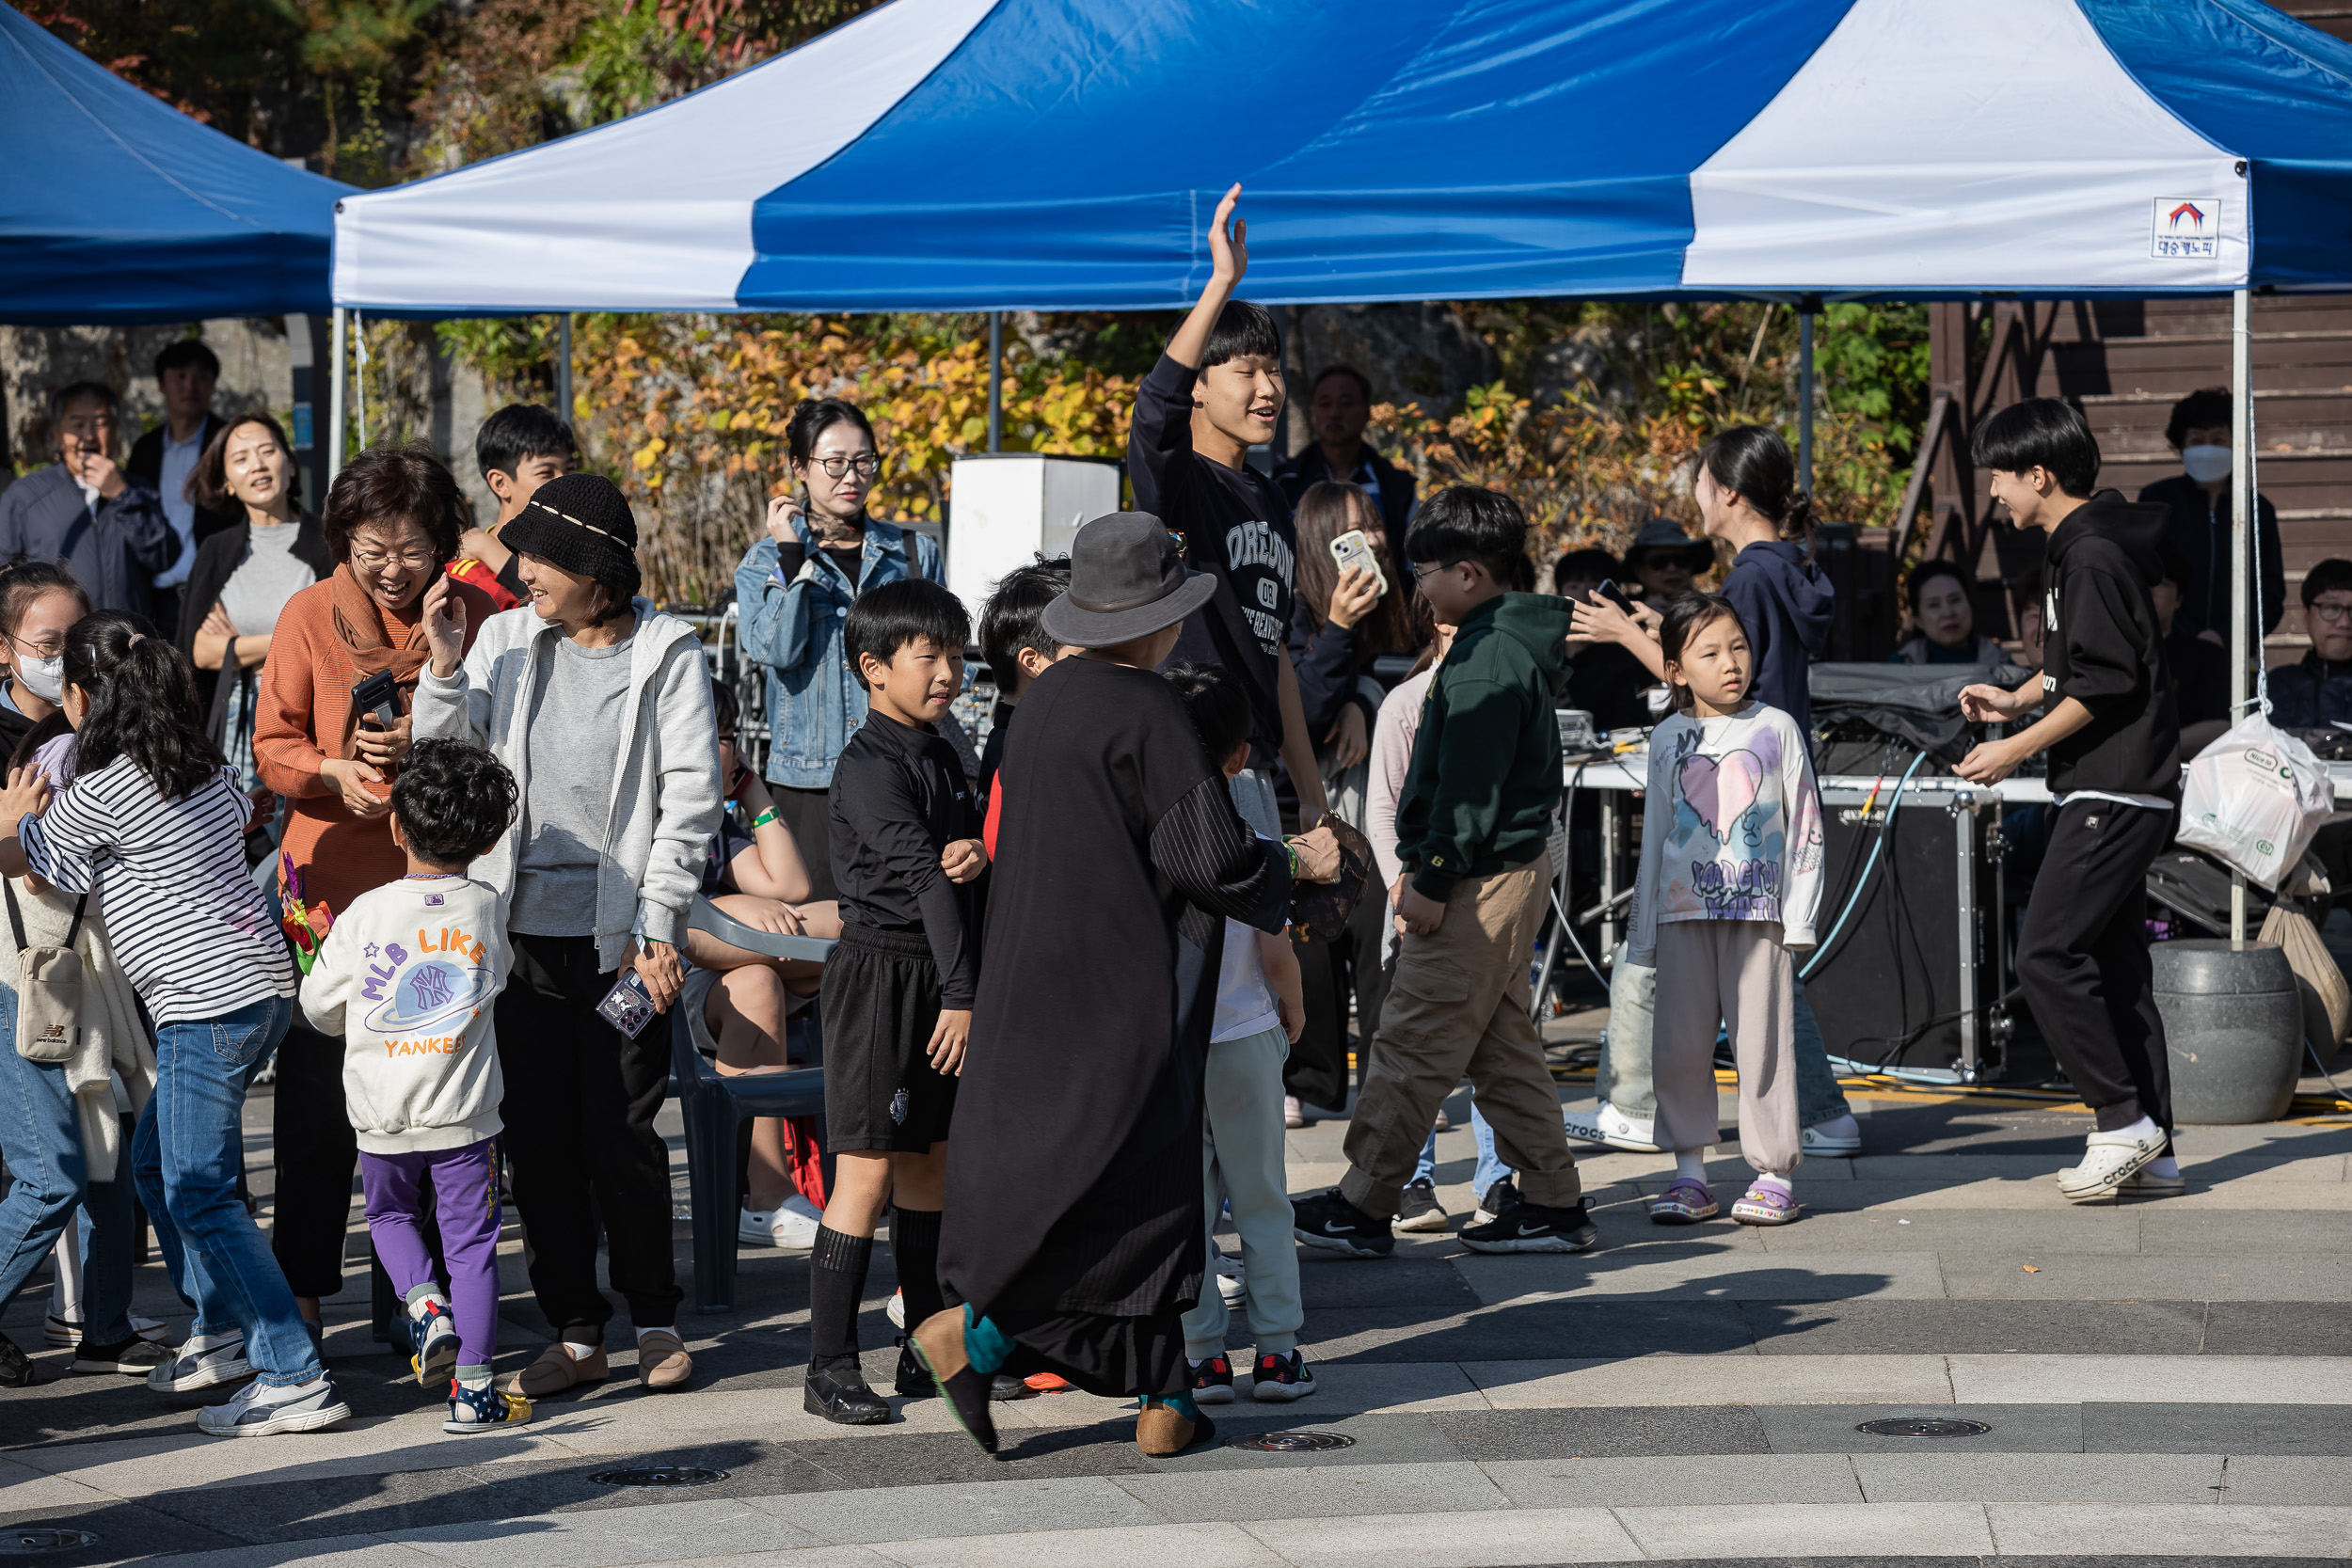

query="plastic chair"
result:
[674,896,833,1312]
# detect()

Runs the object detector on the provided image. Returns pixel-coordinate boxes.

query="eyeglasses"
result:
[349,546,437,572]
[717,732,739,747]
[2312,601,2352,626]
[808,454,882,480]
[7,632,62,659]
[1411,562,1451,584]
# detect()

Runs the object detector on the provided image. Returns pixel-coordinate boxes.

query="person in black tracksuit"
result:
[1956,400,2184,1203]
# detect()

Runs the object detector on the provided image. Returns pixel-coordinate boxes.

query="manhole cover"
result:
[1225,1431,1357,1453]
[589,1466,729,1487]
[1856,1417,1991,1438]
[1,1529,100,1556]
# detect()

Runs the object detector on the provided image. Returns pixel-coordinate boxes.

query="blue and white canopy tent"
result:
[333,0,2352,932]
[0,3,352,324]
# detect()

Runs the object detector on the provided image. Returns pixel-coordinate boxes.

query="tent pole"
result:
[1797,301,1817,497]
[556,314,573,426]
[987,311,1002,453]
[2230,286,2253,948]
[327,307,347,486]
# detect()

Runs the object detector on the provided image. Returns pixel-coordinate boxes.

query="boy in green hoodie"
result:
[1292,487,1597,1258]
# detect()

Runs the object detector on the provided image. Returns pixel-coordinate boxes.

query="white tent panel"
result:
[329,0,998,311]
[1681,0,2248,291]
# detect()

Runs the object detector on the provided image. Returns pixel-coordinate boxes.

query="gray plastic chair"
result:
[673,896,833,1312]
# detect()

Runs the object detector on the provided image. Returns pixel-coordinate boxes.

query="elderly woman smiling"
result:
[251,444,502,1334]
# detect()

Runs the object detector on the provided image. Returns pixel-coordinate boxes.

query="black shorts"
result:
[819,924,958,1152]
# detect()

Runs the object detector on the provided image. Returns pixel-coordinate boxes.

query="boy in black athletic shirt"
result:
[1128,183,1327,821]
[804,578,992,1424]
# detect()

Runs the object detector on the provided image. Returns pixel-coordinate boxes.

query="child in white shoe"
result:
[300,739,529,1434]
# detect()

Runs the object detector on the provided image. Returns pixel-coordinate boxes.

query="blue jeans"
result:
[1413,1101,1509,1200]
[130,994,316,1386]
[0,984,136,1344]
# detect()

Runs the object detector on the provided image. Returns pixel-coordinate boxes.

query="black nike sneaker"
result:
[1290,1189,1395,1259]
[1459,1195,1599,1254]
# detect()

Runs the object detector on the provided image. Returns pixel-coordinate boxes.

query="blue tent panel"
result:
[0,5,353,324]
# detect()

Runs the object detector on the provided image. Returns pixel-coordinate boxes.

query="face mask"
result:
[15,655,62,705]
[2182,444,2232,484]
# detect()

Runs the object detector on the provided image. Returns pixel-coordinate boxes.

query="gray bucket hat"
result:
[1039,511,1218,648]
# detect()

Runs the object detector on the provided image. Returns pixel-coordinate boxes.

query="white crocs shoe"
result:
[769,1196,822,1251]
[1561,1101,1661,1153]
[2058,1128,2167,1202]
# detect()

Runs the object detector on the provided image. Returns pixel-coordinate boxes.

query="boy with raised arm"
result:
[1127,184,1327,824]
[1956,398,2183,1202]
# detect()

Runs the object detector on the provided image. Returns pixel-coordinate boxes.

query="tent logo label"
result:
[2152,198,2221,261]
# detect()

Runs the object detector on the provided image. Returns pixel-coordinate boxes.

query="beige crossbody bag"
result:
[7,879,89,1063]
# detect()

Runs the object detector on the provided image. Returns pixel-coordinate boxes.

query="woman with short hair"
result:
[1890,562,2004,666]
[250,444,501,1334]
[419,471,723,1398]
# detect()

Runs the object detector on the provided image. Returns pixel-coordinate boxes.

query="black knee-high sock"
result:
[809,1225,873,1376]
[890,1207,945,1333]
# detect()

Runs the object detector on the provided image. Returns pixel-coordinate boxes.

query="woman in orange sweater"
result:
[253,445,501,1333]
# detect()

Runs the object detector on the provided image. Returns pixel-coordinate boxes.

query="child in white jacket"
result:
[1627,594,1824,1227]
[300,739,525,1433]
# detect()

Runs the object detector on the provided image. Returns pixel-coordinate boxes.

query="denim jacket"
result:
[735,517,945,788]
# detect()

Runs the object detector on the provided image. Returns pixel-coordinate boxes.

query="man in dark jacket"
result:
[126,339,237,637]
[1274,364,1416,569]
[2137,387,2285,646]
[2269,557,2352,731]
[0,383,176,616]
[1957,399,2181,1205]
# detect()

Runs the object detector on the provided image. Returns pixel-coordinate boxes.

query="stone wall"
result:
[1,318,292,473]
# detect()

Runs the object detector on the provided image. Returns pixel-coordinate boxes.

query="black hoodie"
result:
[2040,490,2181,800]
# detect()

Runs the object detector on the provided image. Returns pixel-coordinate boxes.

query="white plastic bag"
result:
[2176,711,2335,890]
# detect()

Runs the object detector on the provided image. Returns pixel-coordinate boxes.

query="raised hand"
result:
[1208,182,1248,286]
[422,574,468,677]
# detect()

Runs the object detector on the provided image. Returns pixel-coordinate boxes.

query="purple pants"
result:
[360,1137,502,1370]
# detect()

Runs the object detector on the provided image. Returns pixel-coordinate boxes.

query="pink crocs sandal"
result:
[1647,1180,1718,1224]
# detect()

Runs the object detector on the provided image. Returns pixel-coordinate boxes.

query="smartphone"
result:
[1594,579,1640,615]
[349,668,401,731]
[596,970,659,1039]
[1327,529,1389,597]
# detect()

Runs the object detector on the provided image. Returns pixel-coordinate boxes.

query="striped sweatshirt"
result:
[21,756,294,1024]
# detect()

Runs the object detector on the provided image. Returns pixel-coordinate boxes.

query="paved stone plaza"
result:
[6,1022,2352,1568]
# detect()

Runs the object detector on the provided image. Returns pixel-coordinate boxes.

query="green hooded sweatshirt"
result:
[1394,592,1572,900]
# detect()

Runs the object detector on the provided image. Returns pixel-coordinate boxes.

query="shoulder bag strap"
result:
[63,892,88,949]
[2,879,24,953]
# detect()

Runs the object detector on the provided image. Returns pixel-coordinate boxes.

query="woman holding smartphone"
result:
[252,445,501,1336]
[1283,480,1425,1122]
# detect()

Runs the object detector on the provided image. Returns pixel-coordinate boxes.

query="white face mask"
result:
[2182,444,2232,484]
[15,655,63,705]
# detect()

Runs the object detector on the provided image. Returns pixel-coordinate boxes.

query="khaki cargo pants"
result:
[1340,855,1582,1216]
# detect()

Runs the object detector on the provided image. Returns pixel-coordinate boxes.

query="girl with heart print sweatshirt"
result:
[1626,594,1823,1228]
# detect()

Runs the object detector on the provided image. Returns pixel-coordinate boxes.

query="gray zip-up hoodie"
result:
[412,600,722,969]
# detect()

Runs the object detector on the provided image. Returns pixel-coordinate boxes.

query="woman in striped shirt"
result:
[0,613,342,1437]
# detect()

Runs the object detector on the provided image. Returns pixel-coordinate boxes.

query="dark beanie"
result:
[497,473,643,601]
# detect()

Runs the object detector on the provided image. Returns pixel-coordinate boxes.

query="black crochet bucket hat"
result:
[499,473,642,600]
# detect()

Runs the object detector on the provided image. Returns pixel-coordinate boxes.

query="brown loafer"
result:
[636,1329,692,1390]
[1136,1402,1216,1457]
[516,1341,607,1399]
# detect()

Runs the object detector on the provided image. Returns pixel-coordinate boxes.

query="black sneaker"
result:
[1189,1354,1234,1404]
[1459,1196,1598,1254]
[1392,1178,1448,1233]
[1478,1177,1519,1218]
[0,1332,34,1388]
[72,1337,171,1377]
[1291,1189,1395,1259]
[893,1340,933,1399]
[803,1362,889,1425]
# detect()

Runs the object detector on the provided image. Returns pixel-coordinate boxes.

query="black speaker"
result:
[1803,793,2004,1078]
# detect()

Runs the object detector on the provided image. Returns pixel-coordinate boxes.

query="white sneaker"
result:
[886,1289,905,1330]
[1561,1101,1661,1152]
[197,1375,352,1436]
[1213,1249,1248,1308]
[2058,1129,2167,1201]
[770,1196,822,1251]
[148,1337,253,1393]
[1801,1117,1863,1157]
[1283,1096,1306,1130]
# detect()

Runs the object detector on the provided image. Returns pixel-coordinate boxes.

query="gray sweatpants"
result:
[1650,920,1803,1179]
[1183,1025,1303,1359]
[1600,948,1851,1131]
